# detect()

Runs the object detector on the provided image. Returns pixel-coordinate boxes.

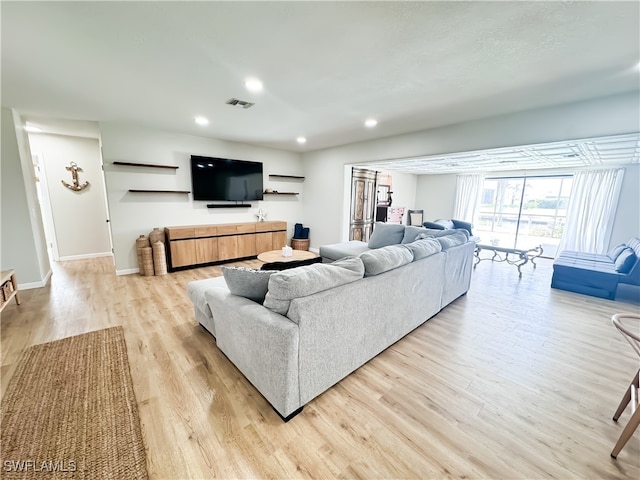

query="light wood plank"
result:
[1,256,639,478]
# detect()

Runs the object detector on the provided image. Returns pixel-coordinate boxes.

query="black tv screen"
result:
[190,156,263,201]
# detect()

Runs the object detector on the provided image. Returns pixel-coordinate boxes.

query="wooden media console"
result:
[165,221,287,271]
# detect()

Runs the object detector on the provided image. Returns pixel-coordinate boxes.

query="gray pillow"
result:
[263,256,365,315]
[368,223,405,249]
[405,238,442,260]
[436,231,469,250]
[401,226,429,244]
[222,266,276,303]
[359,244,413,276]
[615,248,636,273]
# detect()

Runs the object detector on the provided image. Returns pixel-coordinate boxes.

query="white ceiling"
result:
[2,1,639,153]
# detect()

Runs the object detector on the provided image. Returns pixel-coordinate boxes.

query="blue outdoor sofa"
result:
[551,237,640,299]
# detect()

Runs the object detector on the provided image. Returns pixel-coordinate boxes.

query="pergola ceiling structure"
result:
[355,133,640,175]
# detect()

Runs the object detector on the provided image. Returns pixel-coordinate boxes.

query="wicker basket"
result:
[141,247,154,277]
[149,227,165,245]
[152,242,168,275]
[135,235,150,275]
[291,238,310,251]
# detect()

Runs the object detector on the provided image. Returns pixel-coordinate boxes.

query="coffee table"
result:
[474,244,543,278]
[257,249,318,264]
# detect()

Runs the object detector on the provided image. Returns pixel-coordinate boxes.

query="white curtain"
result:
[453,174,484,222]
[558,168,625,254]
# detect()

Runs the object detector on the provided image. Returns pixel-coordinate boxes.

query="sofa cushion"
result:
[263,256,365,315]
[319,240,370,261]
[417,228,470,240]
[368,223,405,249]
[187,276,228,318]
[615,248,637,273]
[401,226,429,244]
[608,243,627,261]
[359,244,413,277]
[436,231,469,250]
[222,266,276,303]
[404,238,442,260]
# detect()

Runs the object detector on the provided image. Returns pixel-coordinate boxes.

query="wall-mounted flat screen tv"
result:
[190,156,263,201]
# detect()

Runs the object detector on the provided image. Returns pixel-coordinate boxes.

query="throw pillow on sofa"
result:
[614,248,637,273]
[401,226,429,244]
[359,244,413,276]
[368,223,405,249]
[607,243,627,261]
[222,267,277,303]
[423,221,446,230]
[263,256,365,316]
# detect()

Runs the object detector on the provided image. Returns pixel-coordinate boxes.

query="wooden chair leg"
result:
[613,370,639,421]
[611,403,640,458]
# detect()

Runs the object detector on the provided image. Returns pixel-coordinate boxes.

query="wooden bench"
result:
[474,244,543,278]
[0,269,20,312]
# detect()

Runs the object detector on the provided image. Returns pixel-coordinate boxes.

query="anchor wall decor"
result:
[61,162,90,192]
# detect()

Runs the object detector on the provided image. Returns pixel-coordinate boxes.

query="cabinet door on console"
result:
[196,238,218,264]
[217,236,238,261]
[170,240,197,268]
[272,230,287,249]
[193,225,218,264]
[236,224,256,257]
[255,232,273,254]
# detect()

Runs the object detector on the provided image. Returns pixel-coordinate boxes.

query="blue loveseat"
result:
[551,237,640,299]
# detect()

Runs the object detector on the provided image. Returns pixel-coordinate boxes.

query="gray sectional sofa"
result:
[187,224,474,420]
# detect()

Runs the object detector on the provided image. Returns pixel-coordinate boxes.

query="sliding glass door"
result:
[475,176,572,257]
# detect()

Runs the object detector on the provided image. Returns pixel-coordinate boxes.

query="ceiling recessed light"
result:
[25,125,42,133]
[194,116,209,126]
[296,137,307,144]
[244,78,263,92]
[365,118,378,128]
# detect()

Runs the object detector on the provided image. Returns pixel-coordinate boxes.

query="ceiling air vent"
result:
[225,98,255,109]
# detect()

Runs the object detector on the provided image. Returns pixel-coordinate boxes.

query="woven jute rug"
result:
[1,326,148,479]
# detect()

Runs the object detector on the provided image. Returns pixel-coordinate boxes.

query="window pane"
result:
[515,177,572,256]
[475,175,572,257]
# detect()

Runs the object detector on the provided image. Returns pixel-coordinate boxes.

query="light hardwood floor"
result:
[1,256,639,479]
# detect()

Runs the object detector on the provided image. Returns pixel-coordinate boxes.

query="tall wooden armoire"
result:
[349,168,378,241]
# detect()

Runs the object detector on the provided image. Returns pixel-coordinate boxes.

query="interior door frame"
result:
[31,152,60,261]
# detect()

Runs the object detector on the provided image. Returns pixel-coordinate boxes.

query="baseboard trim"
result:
[18,268,53,290]
[116,268,139,276]
[58,252,113,262]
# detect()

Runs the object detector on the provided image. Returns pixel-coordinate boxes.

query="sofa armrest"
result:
[204,289,301,418]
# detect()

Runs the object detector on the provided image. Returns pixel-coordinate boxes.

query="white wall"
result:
[610,163,640,246]
[415,174,458,221]
[303,92,640,247]
[385,172,418,223]
[0,108,51,287]
[28,133,112,260]
[99,122,304,274]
